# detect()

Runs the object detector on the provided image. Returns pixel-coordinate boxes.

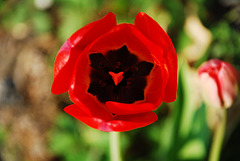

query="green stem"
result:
[109,132,122,161]
[208,110,227,161]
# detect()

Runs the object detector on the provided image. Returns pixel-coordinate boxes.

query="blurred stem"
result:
[209,110,227,161]
[110,132,122,161]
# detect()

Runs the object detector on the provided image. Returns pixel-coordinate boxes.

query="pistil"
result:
[109,71,124,86]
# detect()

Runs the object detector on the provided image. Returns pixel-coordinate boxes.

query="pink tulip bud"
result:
[198,59,239,109]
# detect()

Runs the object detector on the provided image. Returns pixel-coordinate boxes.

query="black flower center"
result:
[87,45,154,103]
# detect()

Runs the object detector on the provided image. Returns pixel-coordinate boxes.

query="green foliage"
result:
[32,11,52,33]
[48,113,111,161]
[1,0,240,161]
[0,126,6,146]
[210,21,240,59]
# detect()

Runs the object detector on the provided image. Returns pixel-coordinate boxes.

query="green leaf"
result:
[178,139,206,160]
[32,11,52,33]
[49,132,75,154]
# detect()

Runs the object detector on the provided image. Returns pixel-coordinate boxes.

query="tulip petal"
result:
[106,101,158,115]
[88,24,155,63]
[64,104,158,132]
[69,82,113,121]
[135,12,178,103]
[199,73,222,109]
[112,112,158,132]
[70,24,168,106]
[145,65,169,105]
[89,24,169,105]
[218,63,239,108]
[51,13,117,94]
[199,59,240,109]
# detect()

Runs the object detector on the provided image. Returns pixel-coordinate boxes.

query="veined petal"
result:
[218,62,239,108]
[199,72,222,109]
[198,59,240,109]
[135,12,178,103]
[51,13,117,94]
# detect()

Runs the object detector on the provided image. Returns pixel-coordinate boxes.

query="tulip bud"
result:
[198,59,239,109]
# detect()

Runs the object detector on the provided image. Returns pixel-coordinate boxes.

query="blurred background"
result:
[0,0,240,161]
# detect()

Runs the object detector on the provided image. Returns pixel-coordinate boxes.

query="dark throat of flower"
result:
[87,45,154,104]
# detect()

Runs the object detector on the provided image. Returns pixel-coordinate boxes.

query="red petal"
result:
[106,101,157,115]
[51,40,72,94]
[51,13,117,94]
[70,24,168,107]
[88,24,156,63]
[68,81,113,121]
[64,104,158,132]
[135,12,178,103]
[68,13,117,48]
[112,112,158,132]
[145,65,169,105]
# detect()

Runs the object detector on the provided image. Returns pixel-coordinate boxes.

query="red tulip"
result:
[198,59,239,109]
[51,12,178,132]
